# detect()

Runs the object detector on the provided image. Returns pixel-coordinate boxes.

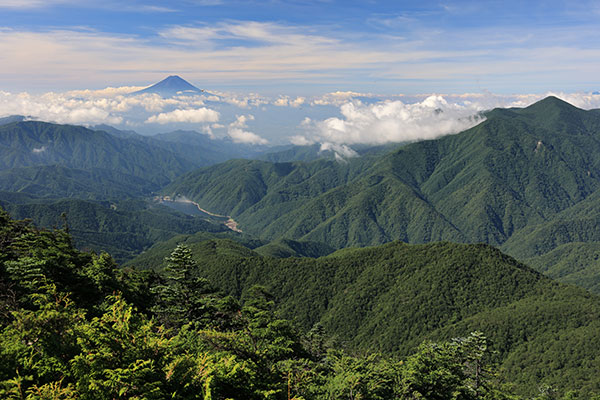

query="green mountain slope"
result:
[95,125,267,166]
[520,242,600,292]
[165,97,600,290]
[257,144,336,162]
[165,153,458,246]
[254,237,335,258]
[257,143,404,163]
[0,198,229,262]
[0,164,153,199]
[151,129,265,162]
[165,158,372,217]
[0,121,196,188]
[128,237,600,395]
[500,183,600,291]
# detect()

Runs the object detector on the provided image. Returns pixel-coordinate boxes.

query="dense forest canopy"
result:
[1,208,600,399]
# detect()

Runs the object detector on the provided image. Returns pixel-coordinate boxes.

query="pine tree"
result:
[152,244,217,329]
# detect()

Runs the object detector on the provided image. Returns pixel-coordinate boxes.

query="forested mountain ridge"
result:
[0,198,229,262]
[2,208,600,398]
[0,121,196,187]
[256,142,403,163]
[95,125,268,166]
[128,234,600,395]
[165,97,600,291]
[164,157,375,218]
[0,164,155,199]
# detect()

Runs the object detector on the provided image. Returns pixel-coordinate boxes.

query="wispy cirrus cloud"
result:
[1,19,600,94]
[0,21,495,93]
[159,20,338,47]
[0,23,385,91]
[0,0,72,8]
[138,5,178,12]
[0,0,179,11]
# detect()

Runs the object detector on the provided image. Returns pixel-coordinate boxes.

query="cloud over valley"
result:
[295,96,485,146]
[2,84,600,149]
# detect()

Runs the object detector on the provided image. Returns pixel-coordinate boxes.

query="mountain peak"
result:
[510,95,592,134]
[522,96,581,114]
[163,75,192,84]
[131,75,204,97]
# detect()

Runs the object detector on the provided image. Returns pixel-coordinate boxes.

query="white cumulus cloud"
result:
[297,95,486,145]
[0,88,188,126]
[0,91,124,125]
[297,92,600,146]
[227,115,268,145]
[320,142,358,159]
[545,92,600,109]
[145,108,220,124]
[274,96,306,107]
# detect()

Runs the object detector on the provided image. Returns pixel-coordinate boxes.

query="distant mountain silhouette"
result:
[131,75,205,96]
[0,115,28,125]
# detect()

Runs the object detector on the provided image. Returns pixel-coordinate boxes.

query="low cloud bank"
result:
[293,96,485,146]
[274,96,305,107]
[0,90,125,125]
[145,108,220,124]
[294,92,600,146]
[0,87,257,127]
[2,87,600,147]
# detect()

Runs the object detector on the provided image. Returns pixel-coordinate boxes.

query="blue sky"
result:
[2,1,600,146]
[1,0,600,94]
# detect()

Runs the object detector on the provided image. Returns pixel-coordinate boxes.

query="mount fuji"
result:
[131,75,206,97]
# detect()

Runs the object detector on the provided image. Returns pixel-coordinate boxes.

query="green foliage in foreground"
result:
[0,208,542,400]
[129,236,600,396]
